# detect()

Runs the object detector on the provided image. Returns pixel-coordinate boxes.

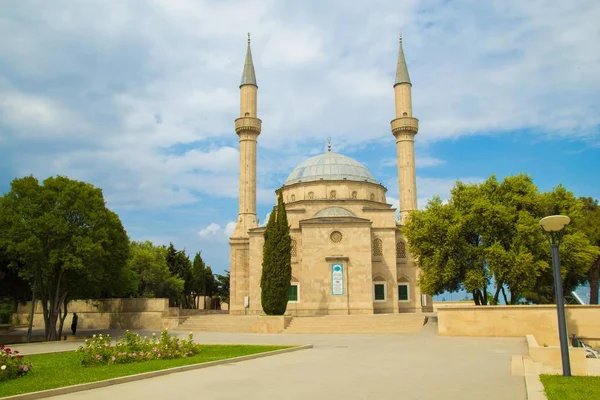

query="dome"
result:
[313,206,357,218]
[284,152,378,185]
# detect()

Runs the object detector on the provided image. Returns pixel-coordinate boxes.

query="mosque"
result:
[229,35,433,315]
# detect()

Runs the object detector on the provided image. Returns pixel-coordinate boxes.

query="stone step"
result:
[284,314,425,334]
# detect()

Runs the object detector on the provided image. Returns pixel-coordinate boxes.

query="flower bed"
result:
[76,330,201,366]
[0,344,33,382]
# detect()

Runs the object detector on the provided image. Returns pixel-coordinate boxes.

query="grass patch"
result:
[540,375,600,400]
[0,344,291,398]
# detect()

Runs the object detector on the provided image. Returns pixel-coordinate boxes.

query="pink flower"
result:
[111,356,116,362]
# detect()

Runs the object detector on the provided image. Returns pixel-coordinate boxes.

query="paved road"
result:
[16,321,527,400]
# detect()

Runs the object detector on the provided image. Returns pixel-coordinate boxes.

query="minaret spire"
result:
[240,32,257,87]
[391,35,418,224]
[232,34,261,238]
[394,33,411,86]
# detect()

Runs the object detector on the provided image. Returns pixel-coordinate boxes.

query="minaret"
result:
[391,35,418,225]
[232,33,261,238]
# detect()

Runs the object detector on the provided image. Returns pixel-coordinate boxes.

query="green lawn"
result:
[540,375,600,400]
[0,344,291,398]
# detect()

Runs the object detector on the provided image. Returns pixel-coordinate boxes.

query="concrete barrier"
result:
[14,298,175,331]
[437,304,600,346]
[526,334,587,376]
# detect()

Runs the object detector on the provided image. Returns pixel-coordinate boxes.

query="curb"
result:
[2,344,313,400]
[522,356,548,400]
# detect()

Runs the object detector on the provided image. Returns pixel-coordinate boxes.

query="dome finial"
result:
[327,137,331,152]
[399,33,402,44]
[247,32,251,44]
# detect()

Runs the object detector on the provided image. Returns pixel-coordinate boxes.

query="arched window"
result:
[396,241,407,259]
[373,238,383,257]
[403,112,408,117]
[291,194,296,201]
[291,239,297,257]
[351,191,357,199]
[308,191,314,200]
[370,193,375,201]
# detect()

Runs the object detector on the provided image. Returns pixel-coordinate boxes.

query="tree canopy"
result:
[261,192,292,315]
[404,174,599,305]
[0,175,130,340]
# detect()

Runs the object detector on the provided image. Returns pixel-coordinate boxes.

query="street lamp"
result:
[539,215,571,377]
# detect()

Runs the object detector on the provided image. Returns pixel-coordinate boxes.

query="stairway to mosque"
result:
[177,313,427,334]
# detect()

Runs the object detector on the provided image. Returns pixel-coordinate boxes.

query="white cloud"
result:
[198,223,221,238]
[224,221,236,236]
[1,0,599,214]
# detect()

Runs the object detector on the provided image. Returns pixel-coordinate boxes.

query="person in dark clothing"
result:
[71,313,78,335]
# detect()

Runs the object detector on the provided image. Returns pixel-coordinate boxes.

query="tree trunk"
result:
[589,258,600,305]
[493,286,501,305]
[26,287,36,343]
[473,290,481,306]
[481,288,488,305]
[57,297,68,339]
[501,286,509,305]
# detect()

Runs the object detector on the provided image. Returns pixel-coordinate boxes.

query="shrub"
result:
[0,300,12,324]
[0,345,33,382]
[76,330,201,366]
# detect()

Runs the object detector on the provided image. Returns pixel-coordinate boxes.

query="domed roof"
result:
[284,152,378,185]
[313,206,356,218]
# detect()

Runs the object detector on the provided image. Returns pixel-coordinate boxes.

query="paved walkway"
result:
[11,321,526,400]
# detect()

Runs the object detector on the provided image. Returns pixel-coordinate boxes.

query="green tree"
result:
[215,270,230,306]
[405,174,599,306]
[190,252,207,308]
[579,197,600,304]
[166,243,193,308]
[127,240,184,299]
[0,247,30,322]
[260,192,292,315]
[0,175,129,340]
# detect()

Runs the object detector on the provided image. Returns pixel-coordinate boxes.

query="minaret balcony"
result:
[235,117,262,134]
[391,117,418,135]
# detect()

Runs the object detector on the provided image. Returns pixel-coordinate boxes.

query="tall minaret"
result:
[232,33,261,238]
[391,35,418,225]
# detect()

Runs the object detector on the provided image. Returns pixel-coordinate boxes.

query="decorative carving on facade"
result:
[370,193,375,201]
[396,241,407,258]
[352,191,357,199]
[330,231,343,243]
[373,238,383,256]
[330,190,337,199]
[291,239,297,257]
[308,191,314,199]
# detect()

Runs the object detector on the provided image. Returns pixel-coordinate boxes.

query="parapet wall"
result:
[15,298,174,331]
[437,305,600,346]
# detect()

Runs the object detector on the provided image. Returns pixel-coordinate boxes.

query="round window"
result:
[330,231,343,243]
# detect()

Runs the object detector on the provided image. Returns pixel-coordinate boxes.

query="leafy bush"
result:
[76,330,201,366]
[0,300,13,324]
[0,345,33,381]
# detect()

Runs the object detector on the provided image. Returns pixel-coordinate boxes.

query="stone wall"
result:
[437,305,600,345]
[15,298,176,331]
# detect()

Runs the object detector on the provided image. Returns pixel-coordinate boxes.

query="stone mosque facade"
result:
[229,35,433,315]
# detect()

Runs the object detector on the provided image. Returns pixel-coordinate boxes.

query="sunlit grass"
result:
[0,344,291,398]
[540,375,600,400]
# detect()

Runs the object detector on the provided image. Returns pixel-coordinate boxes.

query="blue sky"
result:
[1,0,599,276]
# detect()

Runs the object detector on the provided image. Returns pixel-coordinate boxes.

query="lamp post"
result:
[539,215,571,377]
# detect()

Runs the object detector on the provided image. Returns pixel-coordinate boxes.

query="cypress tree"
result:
[261,191,292,315]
